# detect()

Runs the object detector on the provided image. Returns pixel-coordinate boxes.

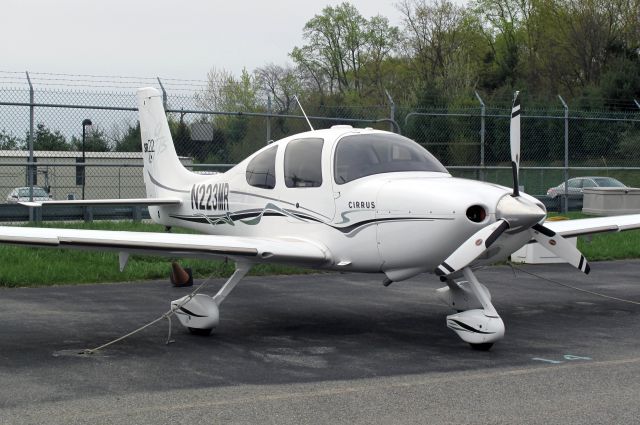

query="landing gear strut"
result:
[170,262,251,335]
[437,267,505,350]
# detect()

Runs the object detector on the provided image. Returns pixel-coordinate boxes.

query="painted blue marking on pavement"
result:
[564,354,591,360]
[532,354,592,364]
[532,358,564,364]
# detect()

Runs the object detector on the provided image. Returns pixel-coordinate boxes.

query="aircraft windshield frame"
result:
[333,133,448,184]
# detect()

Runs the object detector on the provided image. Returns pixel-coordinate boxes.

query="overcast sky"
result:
[2,0,405,83]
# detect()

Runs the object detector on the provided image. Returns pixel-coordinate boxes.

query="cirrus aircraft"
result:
[3,87,640,351]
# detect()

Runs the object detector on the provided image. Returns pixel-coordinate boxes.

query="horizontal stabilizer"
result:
[19,198,182,208]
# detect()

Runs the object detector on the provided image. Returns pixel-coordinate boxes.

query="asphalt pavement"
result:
[1,261,639,424]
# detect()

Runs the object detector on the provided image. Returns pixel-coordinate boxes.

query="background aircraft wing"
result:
[0,226,330,267]
[543,214,640,238]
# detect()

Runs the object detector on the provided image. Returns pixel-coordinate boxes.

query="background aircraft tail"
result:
[136,87,201,198]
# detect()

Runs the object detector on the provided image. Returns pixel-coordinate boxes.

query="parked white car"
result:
[6,187,53,203]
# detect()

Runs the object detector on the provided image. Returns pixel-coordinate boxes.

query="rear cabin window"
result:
[246,145,277,189]
[284,138,324,188]
[334,133,448,184]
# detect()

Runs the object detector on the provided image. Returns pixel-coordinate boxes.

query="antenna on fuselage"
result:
[294,95,314,131]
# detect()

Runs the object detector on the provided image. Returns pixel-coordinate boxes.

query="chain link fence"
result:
[1,72,640,221]
[401,95,640,211]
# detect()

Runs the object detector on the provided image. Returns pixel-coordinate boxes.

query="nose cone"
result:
[496,195,546,230]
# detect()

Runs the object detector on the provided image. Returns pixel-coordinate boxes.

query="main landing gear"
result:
[170,262,251,335]
[436,267,505,351]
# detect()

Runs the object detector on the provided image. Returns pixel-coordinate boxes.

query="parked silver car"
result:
[6,186,53,203]
[546,177,626,198]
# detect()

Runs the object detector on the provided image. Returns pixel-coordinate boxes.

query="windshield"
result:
[334,133,448,184]
[592,177,625,187]
[18,188,48,197]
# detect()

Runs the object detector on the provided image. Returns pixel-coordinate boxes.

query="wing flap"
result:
[0,226,330,266]
[543,214,640,238]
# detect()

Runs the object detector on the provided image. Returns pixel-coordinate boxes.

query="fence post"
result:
[475,91,486,181]
[25,71,37,222]
[385,90,395,133]
[558,95,569,214]
[157,77,167,111]
[266,95,272,143]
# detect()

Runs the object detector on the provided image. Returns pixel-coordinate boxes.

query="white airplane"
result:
[2,87,640,350]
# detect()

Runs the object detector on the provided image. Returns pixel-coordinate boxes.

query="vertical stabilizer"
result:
[136,87,199,198]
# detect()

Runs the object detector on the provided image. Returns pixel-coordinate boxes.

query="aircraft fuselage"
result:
[146,126,542,282]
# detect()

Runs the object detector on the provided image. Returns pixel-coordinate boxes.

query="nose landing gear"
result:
[437,267,505,350]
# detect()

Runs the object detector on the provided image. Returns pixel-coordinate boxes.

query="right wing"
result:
[0,226,331,267]
[19,198,182,208]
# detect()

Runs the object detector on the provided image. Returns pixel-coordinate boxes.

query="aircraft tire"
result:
[188,327,213,336]
[469,342,493,351]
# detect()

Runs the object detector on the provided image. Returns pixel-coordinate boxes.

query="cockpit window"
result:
[246,145,277,189]
[284,138,324,188]
[334,133,448,184]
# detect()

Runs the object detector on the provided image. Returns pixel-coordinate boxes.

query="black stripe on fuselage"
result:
[169,211,286,224]
[147,171,191,194]
[170,213,450,236]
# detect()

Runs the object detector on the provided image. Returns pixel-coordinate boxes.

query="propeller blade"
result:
[531,224,590,274]
[436,220,509,277]
[510,91,521,197]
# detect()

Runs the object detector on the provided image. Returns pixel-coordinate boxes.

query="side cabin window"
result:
[334,133,448,184]
[246,145,277,189]
[284,138,324,188]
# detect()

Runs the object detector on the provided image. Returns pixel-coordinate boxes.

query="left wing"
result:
[0,226,330,267]
[543,214,640,238]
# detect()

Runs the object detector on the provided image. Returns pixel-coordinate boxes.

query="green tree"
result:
[0,129,21,150]
[291,2,399,102]
[114,123,141,152]
[195,67,260,159]
[399,0,487,102]
[71,126,111,152]
[32,123,69,151]
[254,63,302,113]
[600,56,640,105]
[196,67,259,114]
[168,114,192,158]
[472,0,523,90]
